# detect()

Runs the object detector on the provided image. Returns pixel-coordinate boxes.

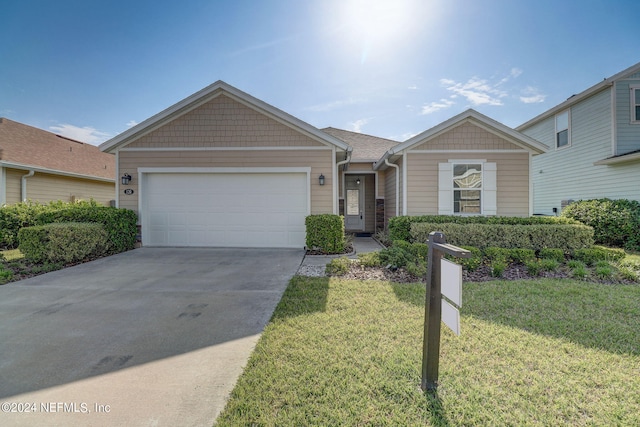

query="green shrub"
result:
[567,260,586,269]
[571,265,589,280]
[448,246,483,272]
[0,265,13,285]
[509,248,536,264]
[539,258,561,272]
[305,214,345,254]
[393,240,429,260]
[406,260,427,277]
[325,257,351,276]
[379,246,412,269]
[410,222,593,252]
[561,198,640,250]
[595,264,614,279]
[490,259,507,277]
[34,203,137,254]
[18,222,109,264]
[0,201,50,249]
[573,246,626,266]
[539,248,565,263]
[618,267,638,282]
[357,252,382,267]
[484,247,511,261]
[388,214,580,243]
[525,259,542,276]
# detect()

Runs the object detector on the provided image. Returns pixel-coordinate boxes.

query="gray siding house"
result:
[517,61,640,215]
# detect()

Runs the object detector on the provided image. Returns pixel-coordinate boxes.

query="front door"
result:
[345,175,364,231]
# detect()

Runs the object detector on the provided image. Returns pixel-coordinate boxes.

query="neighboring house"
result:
[100,81,546,248]
[0,118,115,205]
[517,61,640,215]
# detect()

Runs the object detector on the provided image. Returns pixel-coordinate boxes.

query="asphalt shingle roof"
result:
[0,118,115,180]
[321,127,399,162]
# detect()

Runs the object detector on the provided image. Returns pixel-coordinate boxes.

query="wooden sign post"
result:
[422,231,470,392]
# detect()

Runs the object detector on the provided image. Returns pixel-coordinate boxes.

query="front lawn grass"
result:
[216,276,640,426]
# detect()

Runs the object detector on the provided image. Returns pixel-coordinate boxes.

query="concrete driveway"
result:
[0,247,304,427]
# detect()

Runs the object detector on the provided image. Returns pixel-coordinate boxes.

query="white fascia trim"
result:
[411,149,526,154]
[529,154,534,216]
[114,153,120,208]
[611,83,617,156]
[0,161,115,183]
[448,159,487,163]
[594,151,640,165]
[120,146,332,152]
[0,166,5,205]
[138,166,312,174]
[332,146,337,214]
[402,151,407,215]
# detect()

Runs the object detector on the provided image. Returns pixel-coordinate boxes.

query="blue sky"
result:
[1,0,639,145]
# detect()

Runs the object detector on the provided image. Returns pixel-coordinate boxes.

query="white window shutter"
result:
[438,163,453,215]
[483,162,497,215]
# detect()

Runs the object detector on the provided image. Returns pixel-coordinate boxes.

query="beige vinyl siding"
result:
[406,152,530,217]
[364,174,375,232]
[4,168,23,203]
[127,94,328,149]
[412,122,523,151]
[118,149,334,214]
[3,168,114,205]
[384,165,397,225]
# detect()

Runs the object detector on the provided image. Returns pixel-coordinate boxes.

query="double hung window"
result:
[555,110,570,148]
[453,164,482,214]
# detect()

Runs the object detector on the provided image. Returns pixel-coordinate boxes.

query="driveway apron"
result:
[0,247,304,427]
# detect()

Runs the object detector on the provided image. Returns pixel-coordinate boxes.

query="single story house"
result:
[0,118,115,205]
[100,81,547,248]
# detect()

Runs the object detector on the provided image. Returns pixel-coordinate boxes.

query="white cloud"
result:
[441,77,507,106]
[126,120,138,127]
[421,98,455,115]
[348,118,369,133]
[49,124,111,145]
[511,67,523,78]
[520,86,546,104]
[407,85,418,90]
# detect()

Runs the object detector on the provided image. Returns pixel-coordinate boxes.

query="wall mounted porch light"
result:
[319,174,325,186]
[121,173,132,185]
[356,177,361,185]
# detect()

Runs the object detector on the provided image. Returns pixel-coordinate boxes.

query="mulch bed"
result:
[330,263,634,285]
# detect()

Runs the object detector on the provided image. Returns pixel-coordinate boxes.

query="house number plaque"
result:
[123,189,134,195]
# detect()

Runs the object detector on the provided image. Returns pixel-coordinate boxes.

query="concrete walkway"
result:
[298,237,384,275]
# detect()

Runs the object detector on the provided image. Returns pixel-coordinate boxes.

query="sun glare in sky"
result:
[332,0,428,65]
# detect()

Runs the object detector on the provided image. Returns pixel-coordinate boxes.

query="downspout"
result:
[21,170,35,202]
[336,148,352,203]
[384,159,400,217]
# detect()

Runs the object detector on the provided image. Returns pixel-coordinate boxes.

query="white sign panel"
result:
[442,299,460,336]
[441,259,462,307]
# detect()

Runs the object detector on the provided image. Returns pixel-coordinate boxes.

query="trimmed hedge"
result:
[305,214,346,254]
[561,198,640,250]
[0,200,137,254]
[0,201,50,249]
[389,215,580,243]
[410,222,594,252]
[34,203,137,254]
[18,222,109,264]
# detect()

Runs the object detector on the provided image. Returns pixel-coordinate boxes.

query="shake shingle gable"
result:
[0,118,114,180]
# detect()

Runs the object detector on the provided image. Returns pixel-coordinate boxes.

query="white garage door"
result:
[143,172,308,248]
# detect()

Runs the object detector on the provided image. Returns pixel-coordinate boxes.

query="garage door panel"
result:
[144,172,308,248]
